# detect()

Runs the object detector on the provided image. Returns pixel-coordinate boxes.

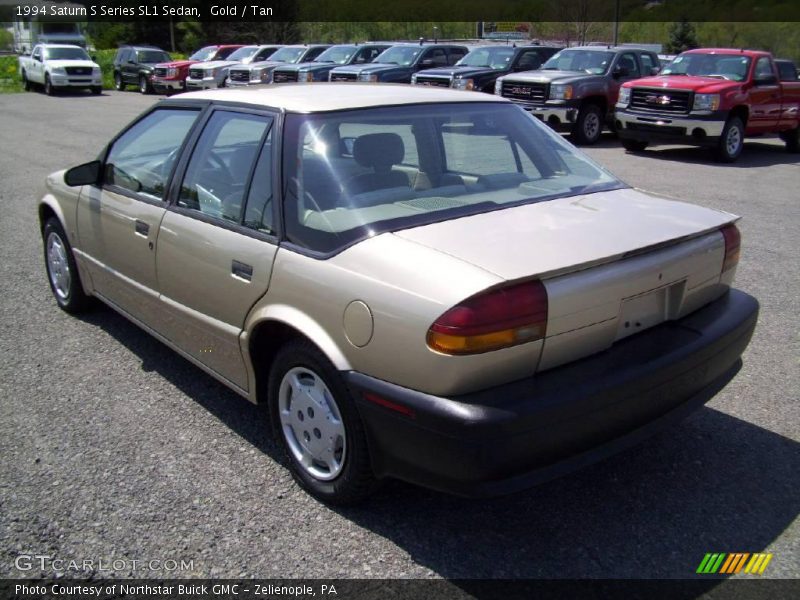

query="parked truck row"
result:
[18,41,800,161]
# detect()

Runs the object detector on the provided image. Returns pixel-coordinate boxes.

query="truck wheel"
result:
[44,74,55,96]
[114,72,125,91]
[268,339,376,505]
[139,75,151,94]
[43,218,92,313]
[22,70,31,91]
[91,86,102,95]
[621,139,648,152]
[571,103,603,145]
[714,116,744,163]
[780,127,799,153]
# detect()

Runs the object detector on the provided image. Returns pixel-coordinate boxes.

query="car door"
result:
[155,108,278,391]
[76,105,202,327]
[122,49,136,83]
[748,56,781,132]
[31,46,43,81]
[609,52,642,105]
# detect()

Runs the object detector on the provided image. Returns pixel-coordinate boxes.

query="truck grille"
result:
[415,75,451,87]
[154,67,168,78]
[501,81,548,105]
[330,72,357,82]
[189,68,204,79]
[65,67,92,76]
[273,71,298,83]
[229,70,250,83]
[629,88,693,114]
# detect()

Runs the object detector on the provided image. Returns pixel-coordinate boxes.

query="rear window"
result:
[282,103,623,255]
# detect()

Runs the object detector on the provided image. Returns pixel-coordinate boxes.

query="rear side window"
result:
[304,47,327,61]
[516,50,544,71]
[216,47,238,60]
[777,61,798,81]
[426,48,448,67]
[447,48,467,65]
[177,110,272,223]
[104,108,200,201]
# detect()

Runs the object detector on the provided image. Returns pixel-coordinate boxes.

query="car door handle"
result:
[134,219,150,236]
[231,260,253,282]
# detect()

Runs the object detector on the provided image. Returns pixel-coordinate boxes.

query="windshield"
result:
[226,46,259,61]
[314,46,358,64]
[138,50,170,63]
[542,49,614,74]
[662,53,751,82]
[190,46,218,62]
[457,47,515,69]
[282,103,623,254]
[43,47,90,61]
[269,47,307,63]
[374,46,422,66]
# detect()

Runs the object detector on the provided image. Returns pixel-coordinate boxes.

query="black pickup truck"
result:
[411,44,561,92]
[328,43,468,83]
[496,45,661,144]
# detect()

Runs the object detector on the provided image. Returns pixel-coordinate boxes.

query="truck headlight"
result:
[210,68,219,77]
[549,84,573,100]
[617,86,630,107]
[167,67,178,78]
[453,78,474,91]
[359,73,378,82]
[410,74,418,84]
[693,93,720,112]
[51,67,66,75]
[494,78,503,95]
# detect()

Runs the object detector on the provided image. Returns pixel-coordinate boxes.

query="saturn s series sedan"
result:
[39,84,758,503]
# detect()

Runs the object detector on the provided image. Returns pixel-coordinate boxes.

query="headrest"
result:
[352,133,405,170]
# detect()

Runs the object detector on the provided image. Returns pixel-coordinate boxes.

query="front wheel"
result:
[780,127,799,153]
[114,72,125,91]
[139,74,151,94]
[621,138,649,152]
[714,116,744,162]
[571,103,604,145]
[268,339,376,504]
[91,86,102,95]
[43,218,91,313]
[44,74,55,96]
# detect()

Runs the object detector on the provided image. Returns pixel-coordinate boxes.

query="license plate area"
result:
[616,281,685,341]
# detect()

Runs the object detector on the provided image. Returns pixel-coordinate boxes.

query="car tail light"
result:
[427,280,548,355]
[720,223,741,274]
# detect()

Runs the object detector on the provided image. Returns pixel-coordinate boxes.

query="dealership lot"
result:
[0,90,797,579]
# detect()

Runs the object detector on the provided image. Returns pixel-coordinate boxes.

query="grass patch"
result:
[0,49,187,93]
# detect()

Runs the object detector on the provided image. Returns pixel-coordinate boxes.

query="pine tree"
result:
[666,19,699,54]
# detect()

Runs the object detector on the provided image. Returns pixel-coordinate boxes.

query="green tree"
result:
[665,19,699,54]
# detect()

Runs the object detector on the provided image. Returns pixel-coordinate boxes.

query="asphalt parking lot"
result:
[0,89,797,582]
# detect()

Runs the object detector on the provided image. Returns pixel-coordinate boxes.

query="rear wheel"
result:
[268,339,376,504]
[780,127,799,153]
[44,74,55,96]
[571,103,603,145]
[139,74,151,94]
[43,218,91,313]
[714,116,744,162]
[114,72,125,91]
[621,138,649,152]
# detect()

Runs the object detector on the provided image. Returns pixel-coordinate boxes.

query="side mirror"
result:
[650,67,661,76]
[755,74,777,86]
[64,160,101,187]
[613,65,629,78]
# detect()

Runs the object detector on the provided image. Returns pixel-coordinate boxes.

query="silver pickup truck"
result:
[19,44,102,95]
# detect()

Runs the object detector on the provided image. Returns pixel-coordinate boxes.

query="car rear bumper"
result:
[616,109,727,146]
[346,289,758,497]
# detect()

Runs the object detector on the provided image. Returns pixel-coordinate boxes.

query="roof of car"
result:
[568,45,651,52]
[682,48,772,57]
[174,83,508,112]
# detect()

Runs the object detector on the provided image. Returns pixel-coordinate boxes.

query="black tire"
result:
[780,127,799,153]
[42,218,91,313]
[139,74,151,94]
[714,116,745,163]
[621,138,649,152]
[91,86,102,95]
[114,72,125,91]
[268,339,376,504]
[22,70,31,91]
[571,103,604,145]
[44,74,55,96]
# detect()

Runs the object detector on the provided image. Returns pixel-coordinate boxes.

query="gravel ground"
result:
[0,89,797,581]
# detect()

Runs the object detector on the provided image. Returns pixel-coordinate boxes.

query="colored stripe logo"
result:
[696,552,773,575]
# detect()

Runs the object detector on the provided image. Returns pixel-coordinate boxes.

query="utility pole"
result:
[613,0,620,46]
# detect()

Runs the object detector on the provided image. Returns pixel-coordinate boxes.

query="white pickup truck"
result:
[19,44,103,95]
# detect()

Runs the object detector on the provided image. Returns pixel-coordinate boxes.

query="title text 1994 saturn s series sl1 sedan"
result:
[39,84,758,504]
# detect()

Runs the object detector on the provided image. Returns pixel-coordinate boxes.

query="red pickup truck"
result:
[615,49,800,161]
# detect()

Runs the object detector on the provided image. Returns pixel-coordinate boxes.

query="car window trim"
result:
[98,101,209,206]
[164,103,282,245]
